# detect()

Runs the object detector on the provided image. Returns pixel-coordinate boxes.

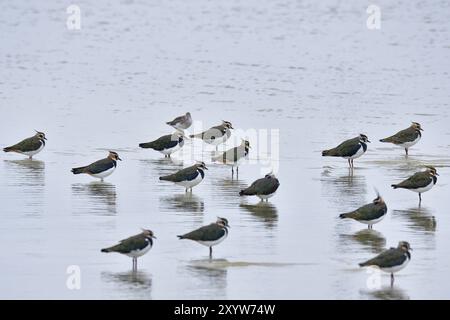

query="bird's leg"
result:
[390,273,394,287]
[101,178,104,183]
[209,247,212,258]
[405,148,409,156]
[29,156,33,160]
[185,188,188,193]
[168,154,171,158]
[351,159,354,168]
[419,193,422,205]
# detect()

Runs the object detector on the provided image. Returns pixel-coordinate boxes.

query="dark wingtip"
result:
[177,235,183,239]
[101,248,109,253]
[239,190,245,196]
[321,150,328,156]
[391,184,397,189]
[339,213,347,219]
[358,263,365,267]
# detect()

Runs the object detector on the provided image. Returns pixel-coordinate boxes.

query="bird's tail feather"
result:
[71,167,87,174]
[139,142,155,149]
[177,235,184,239]
[391,184,398,189]
[3,146,14,152]
[322,149,337,156]
[101,248,111,253]
[159,175,173,181]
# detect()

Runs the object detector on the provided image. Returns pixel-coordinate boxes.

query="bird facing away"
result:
[139,131,184,158]
[322,134,370,168]
[189,120,233,150]
[178,217,230,257]
[239,172,280,201]
[159,161,208,192]
[391,166,438,204]
[166,112,192,130]
[212,139,250,177]
[339,193,387,229]
[380,122,423,156]
[101,229,156,270]
[359,241,412,286]
[3,131,47,159]
[71,151,122,182]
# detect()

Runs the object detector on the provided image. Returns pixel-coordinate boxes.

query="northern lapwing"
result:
[239,171,280,201]
[380,122,423,156]
[166,112,192,130]
[101,229,156,270]
[190,120,233,150]
[339,193,387,229]
[139,131,184,158]
[212,139,250,177]
[3,131,47,159]
[177,217,230,257]
[71,151,121,182]
[159,161,207,192]
[391,166,438,204]
[359,241,412,286]
[322,134,370,168]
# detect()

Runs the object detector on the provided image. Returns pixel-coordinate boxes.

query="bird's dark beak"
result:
[227,225,231,228]
[420,128,424,131]
[152,235,157,239]
[204,166,208,170]
[118,157,122,161]
[435,173,439,176]
[44,137,47,140]
[367,140,371,143]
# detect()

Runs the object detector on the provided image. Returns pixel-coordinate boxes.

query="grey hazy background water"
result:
[1,0,450,299]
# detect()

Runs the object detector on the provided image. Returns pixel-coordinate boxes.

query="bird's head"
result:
[412,122,423,131]
[141,229,157,239]
[34,130,47,141]
[398,241,412,252]
[216,217,230,228]
[265,170,276,179]
[108,151,122,161]
[426,166,439,176]
[358,134,370,143]
[195,161,208,170]
[222,120,233,129]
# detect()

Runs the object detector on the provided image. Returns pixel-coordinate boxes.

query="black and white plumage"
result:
[159,161,207,192]
[177,217,230,257]
[101,229,156,270]
[3,131,47,159]
[339,193,387,229]
[71,151,121,182]
[359,241,412,286]
[166,112,192,130]
[239,172,280,201]
[190,120,233,150]
[212,139,250,177]
[392,166,438,204]
[322,134,370,168]
[380,122,423,156]
[139,132,184,158]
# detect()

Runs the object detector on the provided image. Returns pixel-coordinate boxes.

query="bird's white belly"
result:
[21,143,45,157]
[257,192,276,200]
[91,166,116,179]
[175,174,203,188]
[381,258,410,274]
[160,143,182,155]
[399,135,421,149]
[345,144,365,160]
[207,132,230,146]
[410,181,434,193]
[125,243,152,258]
[197,233,228,247]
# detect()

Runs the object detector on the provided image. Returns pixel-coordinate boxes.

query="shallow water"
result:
[1,0,450,299]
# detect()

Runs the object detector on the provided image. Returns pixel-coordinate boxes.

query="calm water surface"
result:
[1,0,450,299]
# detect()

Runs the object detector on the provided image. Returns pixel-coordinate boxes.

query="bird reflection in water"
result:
[4,159,45,183]
[159,193,204,214]
[339,229,386,254]
[393,206,437,232]
[101,270,152,298]
[185,259,228,298]
[361,285,410,300]
[71,182,117,215]
[239,202,278,228]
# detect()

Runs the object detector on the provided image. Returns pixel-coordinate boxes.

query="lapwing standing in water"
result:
[177,217,230,257]
[239,171,280,201]
[139,131,184,158]
[391,166,438,204]
[380,122,423,156]
[159,161,207,192]
[322,134,370,168]
[71,151,121,182]
[339,193,387,229]
[101,229,156,270]
[212,139,250,177]
[190,120,233,150]
[359,241,412,286]
[166,112,192,131]
[3,131,47,159]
